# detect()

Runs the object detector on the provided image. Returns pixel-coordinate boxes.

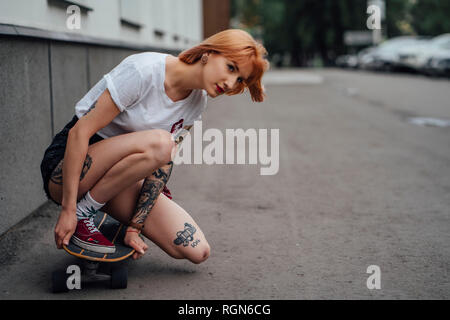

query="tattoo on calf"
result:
[49,154,93,185]
[131,161,174,225]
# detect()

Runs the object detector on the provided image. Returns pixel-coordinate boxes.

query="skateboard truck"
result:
[52,260,128,292]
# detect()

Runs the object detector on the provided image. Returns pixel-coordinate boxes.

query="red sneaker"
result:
[71,219,116,254]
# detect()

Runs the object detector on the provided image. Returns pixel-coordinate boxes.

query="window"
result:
[47,0,93,13]
[119,0,143,30]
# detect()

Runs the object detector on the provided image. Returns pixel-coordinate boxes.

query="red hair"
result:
[178,29,270,102]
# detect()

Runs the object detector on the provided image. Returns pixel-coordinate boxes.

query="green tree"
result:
[232,0,368,66]
[231,0,450,67]
[385,0,411,37]
[410,0,450,36]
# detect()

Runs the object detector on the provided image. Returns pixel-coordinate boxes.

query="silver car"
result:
[397,34,450,73]
[360,36,427,71]
[425,50,450,77]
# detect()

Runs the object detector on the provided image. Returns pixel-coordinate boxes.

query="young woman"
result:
[40,29,269,263]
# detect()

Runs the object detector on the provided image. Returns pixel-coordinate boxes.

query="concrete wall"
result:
[0,34,176,236]
[0,36,53,236]
[0,0,204,50]
[0,0,209,236]
[0,0,230,236]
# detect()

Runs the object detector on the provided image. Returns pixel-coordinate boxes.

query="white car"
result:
[336,54,358,68]
[396,39,431,70]
[356,47,376,69]
[425,50,450,76]
[360,36,425,71]
[398,34,450,72]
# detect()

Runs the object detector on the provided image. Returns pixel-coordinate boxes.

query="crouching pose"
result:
[40,29,269,263]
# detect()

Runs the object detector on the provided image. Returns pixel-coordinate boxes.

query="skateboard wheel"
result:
[110,266,128,289]
[52,270,70,293]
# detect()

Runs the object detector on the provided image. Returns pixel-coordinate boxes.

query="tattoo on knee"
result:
[174,223,199,248]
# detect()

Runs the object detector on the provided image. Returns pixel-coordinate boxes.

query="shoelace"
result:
[84,219,99,233]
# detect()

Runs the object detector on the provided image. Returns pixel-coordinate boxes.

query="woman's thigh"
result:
[101,183,210,264]
[48,129,167,204]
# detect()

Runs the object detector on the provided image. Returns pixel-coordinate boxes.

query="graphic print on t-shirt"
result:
[75,52,207,139]
[170,119,184,134]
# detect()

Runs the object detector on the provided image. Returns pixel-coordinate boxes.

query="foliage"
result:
[410,0,450,36]
[231,0,450,67]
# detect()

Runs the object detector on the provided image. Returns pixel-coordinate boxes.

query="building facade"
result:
[0,0,229,235]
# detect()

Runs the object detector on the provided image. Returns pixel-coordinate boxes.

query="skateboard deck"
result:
[63,212,135,262]
[53,212,135,292]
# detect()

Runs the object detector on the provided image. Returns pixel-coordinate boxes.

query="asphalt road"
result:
[0,68,449,299]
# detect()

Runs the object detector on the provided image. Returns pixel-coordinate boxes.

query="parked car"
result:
[359,36,428,71]
[335,54,358,68]
[356,46,377,69]
[395,34,450,73]
[425,50,450,77]
[396,39,431,71]
[417,34,450,76]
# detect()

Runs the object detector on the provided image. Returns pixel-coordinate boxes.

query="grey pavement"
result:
[0,68,449,299]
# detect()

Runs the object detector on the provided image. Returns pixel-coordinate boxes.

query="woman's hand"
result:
[54,207,78,249]
[124,227,149,260]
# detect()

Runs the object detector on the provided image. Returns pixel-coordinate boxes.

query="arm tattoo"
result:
[83,100,97,116]
[131,161,174,225]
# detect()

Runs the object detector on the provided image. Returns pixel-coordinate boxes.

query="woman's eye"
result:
[228,64,243,83]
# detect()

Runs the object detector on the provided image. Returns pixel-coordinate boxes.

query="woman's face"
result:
[202,52,253,98]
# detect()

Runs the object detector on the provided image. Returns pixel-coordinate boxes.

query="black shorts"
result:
[40,115,104,205]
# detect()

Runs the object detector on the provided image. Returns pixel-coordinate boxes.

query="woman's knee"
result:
[144,129,175,165]
[184,243,211,264]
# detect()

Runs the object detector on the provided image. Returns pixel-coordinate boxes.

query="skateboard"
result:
[51,212,135,293]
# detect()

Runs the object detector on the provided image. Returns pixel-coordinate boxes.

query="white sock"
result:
[76,191,105,220]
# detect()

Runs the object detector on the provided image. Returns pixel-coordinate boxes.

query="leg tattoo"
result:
[130,161,174,225]
[174,222,197,247]
[50,160,64,185]
[79,154,92,180]
[49,154,93,185]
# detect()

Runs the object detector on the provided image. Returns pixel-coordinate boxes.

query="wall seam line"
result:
[48,40,54,138]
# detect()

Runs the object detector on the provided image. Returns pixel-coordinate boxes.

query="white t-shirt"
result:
[75,52,207,138]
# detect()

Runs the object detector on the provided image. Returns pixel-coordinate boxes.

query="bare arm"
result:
[54,88,120,249]
[61,89,120,211]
